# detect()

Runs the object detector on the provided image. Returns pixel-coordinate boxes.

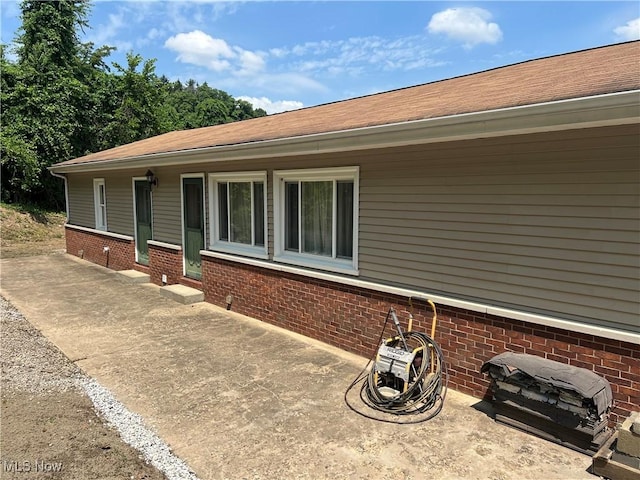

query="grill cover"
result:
[481,352,613,454]
[481,352,612,416]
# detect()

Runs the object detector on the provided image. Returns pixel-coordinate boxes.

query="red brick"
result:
[602,358,631,372]
[65,227,134,270]
[62,246,636,429]
[546,353,570,364]
[552,348,578,359]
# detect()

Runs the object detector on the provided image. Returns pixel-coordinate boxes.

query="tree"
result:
[99,53,166,148]
[17,0,89,71]
[0,45,38,203]
[2,1,95,208]
[1,0,268,209]
[163,80,267,130]
[232,99,267,121]
[194,98,229,127]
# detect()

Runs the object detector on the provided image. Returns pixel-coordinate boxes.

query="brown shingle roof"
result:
[56,41,640,167]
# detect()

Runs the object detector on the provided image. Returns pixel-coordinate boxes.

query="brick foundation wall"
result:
[148,244,183,286]
[435,308,639,425]
[65,227,134,271]
[202,255,639,425]
[179,276,203,290]
[132,263,150,275]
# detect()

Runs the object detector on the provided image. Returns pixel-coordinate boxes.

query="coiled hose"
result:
[344,307,448,424]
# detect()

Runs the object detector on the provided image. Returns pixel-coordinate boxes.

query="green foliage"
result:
[17,0,89,72]
[162,81,266,130]
[99,53,166,147]
[0,128,40,203]
[1,0,267,210]
[2,1,91,208]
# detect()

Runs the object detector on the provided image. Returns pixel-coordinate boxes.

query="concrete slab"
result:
[618,411,640,458]
[159,284,204,304]
[117,269,151,284]
[0,254,596,480]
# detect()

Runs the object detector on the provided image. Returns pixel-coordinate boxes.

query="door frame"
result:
[132,176,154,264]
[180,173,206,277]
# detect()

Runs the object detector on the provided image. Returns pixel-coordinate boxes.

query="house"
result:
[49,41,640,424]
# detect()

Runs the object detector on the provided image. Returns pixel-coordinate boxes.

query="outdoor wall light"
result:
[145,169,158,187]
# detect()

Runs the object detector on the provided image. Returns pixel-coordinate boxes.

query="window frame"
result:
[208,171,268,259]
[93,178,107,231]
[273,166,359,275]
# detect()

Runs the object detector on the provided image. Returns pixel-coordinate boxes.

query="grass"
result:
[0,202,66,257]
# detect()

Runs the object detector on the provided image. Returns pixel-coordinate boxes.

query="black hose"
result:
[344,308,448,424]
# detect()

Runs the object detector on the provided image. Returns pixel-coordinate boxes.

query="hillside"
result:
[0,204,66,258]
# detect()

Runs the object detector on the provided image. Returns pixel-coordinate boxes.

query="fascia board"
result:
[49,90,640,174]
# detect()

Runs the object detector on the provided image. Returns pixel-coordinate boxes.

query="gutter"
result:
[49,90,640,174]
[49,171,69,221]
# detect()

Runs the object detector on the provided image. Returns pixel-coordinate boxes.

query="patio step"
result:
[117,270,151,284]
[159,284,204,305]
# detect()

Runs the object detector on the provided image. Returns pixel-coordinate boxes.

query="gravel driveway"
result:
[1,296,192,479]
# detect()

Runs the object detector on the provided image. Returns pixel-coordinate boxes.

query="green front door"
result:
[134,180,152,265]
[183,177,204,279]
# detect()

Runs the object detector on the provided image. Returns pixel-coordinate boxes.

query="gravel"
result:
[81,378,199,480]
[1,296,83,394]
[1,296,200,480]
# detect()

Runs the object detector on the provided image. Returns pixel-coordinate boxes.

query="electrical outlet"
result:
[161,274,167,284]
[103,246,109,253]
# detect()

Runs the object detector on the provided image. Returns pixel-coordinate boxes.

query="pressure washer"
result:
[344,298,447,424]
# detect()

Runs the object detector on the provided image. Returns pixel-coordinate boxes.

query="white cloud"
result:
[88,12,124,44]
[158,1,239,35]
[217,72,327,97]
[238,96,304,114]
[269,47,288,58]
[147,28,163,41]
[277,35,445,77]
[235,49,266,76]
[427,7,503,48]
[614,18,640,41]
[165,30,269,76]
[86,11,134,52]
[165,30,327,99]
[165,30,236,72]
[136,27,166,48]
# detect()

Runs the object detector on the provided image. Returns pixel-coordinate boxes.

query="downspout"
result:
[49,170,69,222]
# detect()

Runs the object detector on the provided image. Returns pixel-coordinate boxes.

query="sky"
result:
[1,1,639,114]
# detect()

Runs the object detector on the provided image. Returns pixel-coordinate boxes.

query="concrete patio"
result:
[0,254,596,480]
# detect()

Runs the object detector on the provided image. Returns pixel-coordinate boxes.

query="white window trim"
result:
[273,166,359,275]
[208,171,268,259]
[93,178,107,231]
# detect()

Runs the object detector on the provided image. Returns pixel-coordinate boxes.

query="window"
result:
[209,172,267,258]
[274,167,358,274]
[93,178,107,231]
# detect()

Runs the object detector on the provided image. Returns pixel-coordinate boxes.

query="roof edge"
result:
[50,90,640,174]
[240,41,640,122]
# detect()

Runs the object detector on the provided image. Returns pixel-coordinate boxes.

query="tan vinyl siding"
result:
[67,174,95,228]
[64,124,638,333]
[151,166,182,245]
[104,174,134,236]
[67,170,146,235]
[357,125,639,331]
